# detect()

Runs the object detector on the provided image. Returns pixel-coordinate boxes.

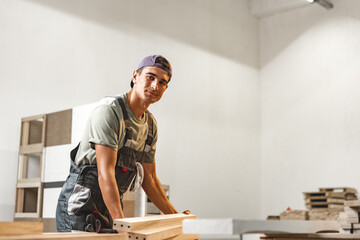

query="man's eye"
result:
[147,76,155,80]
[160,81,167,86]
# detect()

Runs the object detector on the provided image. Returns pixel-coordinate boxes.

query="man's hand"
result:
[182,210,191,215]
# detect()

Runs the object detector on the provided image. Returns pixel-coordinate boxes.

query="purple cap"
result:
[131,55,172,88]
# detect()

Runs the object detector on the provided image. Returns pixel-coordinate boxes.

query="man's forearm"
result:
[95,144,125,220]
[98,173,125,219]
[143,174,178,214]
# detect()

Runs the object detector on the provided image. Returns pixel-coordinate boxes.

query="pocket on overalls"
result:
[116,149,137,194]
[67,183,91,216]
[117,165,137,194]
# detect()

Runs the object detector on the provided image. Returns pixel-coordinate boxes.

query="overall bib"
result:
[56,96,154,232]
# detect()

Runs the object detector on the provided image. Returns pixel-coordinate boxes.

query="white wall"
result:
[0,0,260,220]
[260,0,360,218]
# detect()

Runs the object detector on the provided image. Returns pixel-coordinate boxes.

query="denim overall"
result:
[56,96,154,232]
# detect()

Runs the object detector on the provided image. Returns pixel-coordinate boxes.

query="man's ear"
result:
[132,70,138,84]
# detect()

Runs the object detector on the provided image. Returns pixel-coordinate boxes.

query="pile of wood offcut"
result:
[339,200,360,234]
[113,213,199,240]
[304,187,357,220]
[278,187,358,221]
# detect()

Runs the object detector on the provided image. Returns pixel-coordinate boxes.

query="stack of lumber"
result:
[113,213,199,240]
[339,200,360,234]
[304,187,357,210]
[302,187,357,221]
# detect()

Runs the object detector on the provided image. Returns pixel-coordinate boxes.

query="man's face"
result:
[132,66,170,104]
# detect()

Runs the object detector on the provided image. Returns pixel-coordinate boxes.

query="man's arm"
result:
[142,162,178,214]
[95,144,125,219]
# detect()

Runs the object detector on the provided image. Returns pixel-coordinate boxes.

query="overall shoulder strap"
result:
[144,110,154,153]
[113,96,132,147]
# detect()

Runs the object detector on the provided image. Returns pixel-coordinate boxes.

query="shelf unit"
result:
[15,114,46,219]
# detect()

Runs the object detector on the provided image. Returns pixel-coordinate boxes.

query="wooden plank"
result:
[280,210,308,220]
[21,122,30,146]
[319,187,357,194]
[22,115,46,123]
[18,155,28,179]
[45,109,72,147]
[37,183,43,217]
[17,179,41,188]
[113,214,196,232]
[14,212,41,219]
[353,223,360,230]
[339,222,352,229]
[15,188,24,213]
[0,222,43,236]
[326,192,357,199]
[345,200,360,207]
[0,233,127,240]
[20,144,43,155]
[303,192,326,198]
[305,196,329,200]
[344,207,359,218]
[305,198,345,204]
[308,209,341,221]
[260,233,360,239]
[129,225,182,240]
[165,234,199,240]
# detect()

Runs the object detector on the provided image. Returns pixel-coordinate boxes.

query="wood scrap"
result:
[0,233,127,240]
[129,225,182,240]
[304,187,357,212]
[0,222,43,236]
[113,213,197,240]
[280,210,308,220]
[338,200,360,234]
[320,187,357,194]
[308,209,341,221]
[165,234,200,240]
[113,213,195,232]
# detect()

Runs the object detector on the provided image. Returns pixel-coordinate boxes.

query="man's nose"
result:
[151,80,158,90]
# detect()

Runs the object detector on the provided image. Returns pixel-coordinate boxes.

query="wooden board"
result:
[308,209,341,221]
[0,233,127,240]
[280,210,308,220]
[0,222,43,236]
[260,233,360,240]
[319,187,357,194]
[45,109,72,147]
[20,144,43,155]
[305,198,345,204]
[129,225,182,240]
[326,192,357,199]
[165,234,199,240]
[345,200,360,207]
[303,192,326,198]
[306,203,344,208]
[113,214,196,232]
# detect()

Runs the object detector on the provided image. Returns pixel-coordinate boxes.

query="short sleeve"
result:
[88,104,120,151]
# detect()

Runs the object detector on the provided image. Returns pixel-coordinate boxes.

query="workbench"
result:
[182,219,340,240]
[261,233,360,240]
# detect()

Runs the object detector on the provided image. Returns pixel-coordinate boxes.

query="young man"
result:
[56,55,188,232]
